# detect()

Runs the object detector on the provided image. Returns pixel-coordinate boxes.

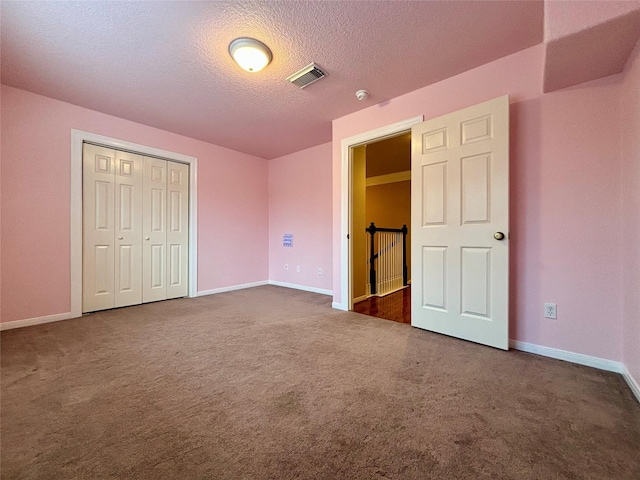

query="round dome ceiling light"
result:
[229,37,272,73]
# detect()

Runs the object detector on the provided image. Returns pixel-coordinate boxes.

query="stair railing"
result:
[365,222,408,296]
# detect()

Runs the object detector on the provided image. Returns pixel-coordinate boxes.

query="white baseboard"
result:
[0,312,75,331]
[621,364,640,403]
[332,302,347,311]
[509,340,623,373]
[353,294,369,303]
[508,341,639,404]
[196,280,269,297]
[268,280,332,296]
[1,282,270,330]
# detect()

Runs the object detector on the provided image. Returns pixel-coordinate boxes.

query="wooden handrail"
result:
[365,222,408,295]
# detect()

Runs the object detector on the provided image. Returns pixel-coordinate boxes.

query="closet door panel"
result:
[83,144,116,312]
[143,157,167,302]
[166,162,189,299]
[114,150,143,307]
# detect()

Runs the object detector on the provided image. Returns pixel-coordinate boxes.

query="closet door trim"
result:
[71,129,198,318]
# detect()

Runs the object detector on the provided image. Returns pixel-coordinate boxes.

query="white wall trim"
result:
[353,294,369,303]
[621,364,640,403]
[509,340,623,373]
[1,312,74,331]
[366,171,411,187]
[268,280,332,296]
[510,340,640,404]
[196,281,269,297]
[71,129,199,316]
[339,116,423,312]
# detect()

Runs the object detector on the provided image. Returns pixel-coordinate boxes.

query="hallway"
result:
[352,286,411,324]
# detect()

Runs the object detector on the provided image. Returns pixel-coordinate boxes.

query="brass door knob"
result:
[494,232,505,240]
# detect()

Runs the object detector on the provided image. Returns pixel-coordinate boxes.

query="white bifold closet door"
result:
[165,161,189,300]
[83,143,188,313]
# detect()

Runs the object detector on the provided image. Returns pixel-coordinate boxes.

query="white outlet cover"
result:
[296,265,301,272]
[544,303,557,319]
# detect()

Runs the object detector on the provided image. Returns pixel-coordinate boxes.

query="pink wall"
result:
[544,0,640,42]
[268,143,332,291]
[621,39,640,384]
[0,85,269,323]
[542,2,640,93]
[332,44,626,361]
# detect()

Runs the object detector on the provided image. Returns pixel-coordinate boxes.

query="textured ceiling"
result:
[1,1,544,159]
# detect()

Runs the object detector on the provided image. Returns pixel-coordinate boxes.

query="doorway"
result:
[339,116,423,313]
[340,96,510,350]
[350,133,412,324]
[69,129,199,318]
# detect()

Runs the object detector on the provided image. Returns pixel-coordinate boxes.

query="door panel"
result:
[166,161,189,299]
[83,144,116,312]
[118,245,133,291]
[461,154,491,224]
[151,244,164,287]
[151,188,164,231]
[460,247,491,318]
[422,162,447,225]
[143,157,167,302]
[114,150,143,307]
[94,245,112,295]
[422,246,447,311]
[411,95,509,350]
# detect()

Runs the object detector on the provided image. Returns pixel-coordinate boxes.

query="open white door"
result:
[411,95,509,349]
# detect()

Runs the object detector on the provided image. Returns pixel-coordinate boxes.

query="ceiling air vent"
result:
[287,63,327,89]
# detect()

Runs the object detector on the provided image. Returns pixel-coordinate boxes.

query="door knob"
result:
[145,237,150,241]
[494,232,505,241]
[117,236,123,240]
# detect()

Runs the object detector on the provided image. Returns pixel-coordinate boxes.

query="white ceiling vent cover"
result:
[287,63,327,88]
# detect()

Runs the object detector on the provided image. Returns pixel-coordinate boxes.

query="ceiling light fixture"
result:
[229,37,272,73]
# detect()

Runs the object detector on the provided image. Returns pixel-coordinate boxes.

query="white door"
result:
[84,148,189,311]
[411,95,509,350]
[166,161,189,299]
[143,157,168,303]
[83,144,116,312]
[114,150,143,307]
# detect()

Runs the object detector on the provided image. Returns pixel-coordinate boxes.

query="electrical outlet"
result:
[284,264,288,271]
[317,267,322,275]
[544,303,557,319]
[296,265,301,273]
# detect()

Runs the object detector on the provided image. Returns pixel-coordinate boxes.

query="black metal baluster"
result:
[401,224,408,287]
[366,222,377,295]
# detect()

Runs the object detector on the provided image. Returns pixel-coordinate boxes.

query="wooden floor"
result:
[353,286,411,324]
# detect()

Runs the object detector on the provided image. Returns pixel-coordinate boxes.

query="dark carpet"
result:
[1,285,639,479]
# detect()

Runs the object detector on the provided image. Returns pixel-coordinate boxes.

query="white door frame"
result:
[338,116,423,311]
[70,129,198,318]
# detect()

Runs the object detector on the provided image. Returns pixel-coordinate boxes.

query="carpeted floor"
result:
[1,285,639,479]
